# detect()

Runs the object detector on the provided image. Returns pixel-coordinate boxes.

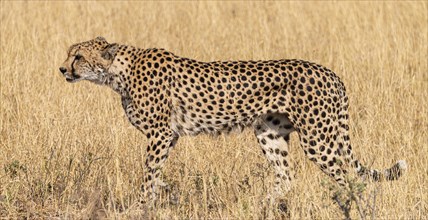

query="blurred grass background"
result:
[0,1,426,219]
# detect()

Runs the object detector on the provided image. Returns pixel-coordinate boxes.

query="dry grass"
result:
[1,1,427,219]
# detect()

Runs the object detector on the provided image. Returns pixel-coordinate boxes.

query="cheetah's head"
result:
[59,36,118,84]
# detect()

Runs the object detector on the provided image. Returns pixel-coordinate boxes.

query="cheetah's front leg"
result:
[140,129,178,203]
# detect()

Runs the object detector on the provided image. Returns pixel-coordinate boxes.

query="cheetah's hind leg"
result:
[253,113,295,200]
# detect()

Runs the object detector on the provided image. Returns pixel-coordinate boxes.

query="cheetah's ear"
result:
[101,43,119,61]
[95,36,107,42]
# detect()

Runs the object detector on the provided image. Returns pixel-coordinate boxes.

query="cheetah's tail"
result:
[337,85,407,181]
[353,159,407,181]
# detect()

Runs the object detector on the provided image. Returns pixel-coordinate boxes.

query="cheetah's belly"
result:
[170,105,259,136]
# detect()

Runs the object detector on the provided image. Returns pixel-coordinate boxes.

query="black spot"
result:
[281,151,288,157]
[283,160,289,167]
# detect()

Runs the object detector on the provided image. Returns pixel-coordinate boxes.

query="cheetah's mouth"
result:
[65,73,81,83]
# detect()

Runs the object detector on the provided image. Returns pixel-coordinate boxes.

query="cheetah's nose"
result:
[59,67,67,74]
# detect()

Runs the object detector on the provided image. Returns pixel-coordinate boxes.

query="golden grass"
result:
[0,1,427,219]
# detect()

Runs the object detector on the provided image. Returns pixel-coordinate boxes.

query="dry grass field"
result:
[1,1,427,219]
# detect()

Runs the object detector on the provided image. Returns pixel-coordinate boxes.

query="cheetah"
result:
[59,37,406,203]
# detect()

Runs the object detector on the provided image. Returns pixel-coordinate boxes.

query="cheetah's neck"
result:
[104,59,127,97]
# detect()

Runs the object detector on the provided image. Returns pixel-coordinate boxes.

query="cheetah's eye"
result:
[75,54,83,60]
